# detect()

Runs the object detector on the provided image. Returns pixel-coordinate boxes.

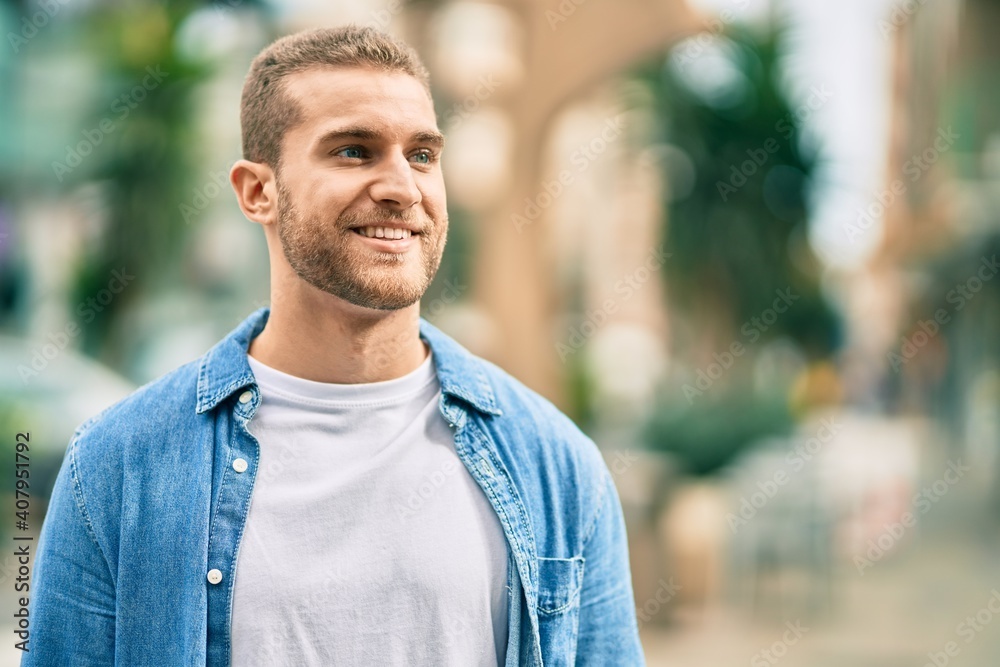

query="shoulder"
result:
[50,356,203,548]
[422,318,615,522]
[475,357,611,496]
[70,357,203,473]
[420,315,610,487]
[480,357,592,447]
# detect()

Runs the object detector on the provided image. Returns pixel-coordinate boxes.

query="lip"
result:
[351,228,419,253]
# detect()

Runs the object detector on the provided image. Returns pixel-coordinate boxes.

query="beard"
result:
[275,178,447,311]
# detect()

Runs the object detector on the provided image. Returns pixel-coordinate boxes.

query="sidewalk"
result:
[640,480,1000,666]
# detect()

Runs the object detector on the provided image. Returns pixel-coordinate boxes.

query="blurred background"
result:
[2,0,1000,664]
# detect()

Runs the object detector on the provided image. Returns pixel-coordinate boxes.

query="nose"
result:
[368,152,421,210]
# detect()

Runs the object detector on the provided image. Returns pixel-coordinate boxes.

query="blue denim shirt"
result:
[24,307,644,666]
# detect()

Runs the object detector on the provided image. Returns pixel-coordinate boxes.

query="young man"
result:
[25,26,644,666]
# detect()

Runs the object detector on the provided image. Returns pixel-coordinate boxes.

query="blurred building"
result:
[877,0,1000,491]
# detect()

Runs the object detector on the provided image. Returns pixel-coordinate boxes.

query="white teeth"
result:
[356,226,412,239]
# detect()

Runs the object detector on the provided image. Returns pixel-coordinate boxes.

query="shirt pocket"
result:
[536,556,585,666]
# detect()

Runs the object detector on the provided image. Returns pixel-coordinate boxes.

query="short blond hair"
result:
[239,25,431,170]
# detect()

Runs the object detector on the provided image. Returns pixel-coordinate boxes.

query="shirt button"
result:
[238,391,253,404]
[207,569,223,585]
[232,458,248,473]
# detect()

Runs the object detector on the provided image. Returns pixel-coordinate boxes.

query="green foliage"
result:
[643,391,793,476]
[425,203,474,308]
[65,4,214,364]
[631,24,841,474]
[635,25,839,356]
[564,346,597,430]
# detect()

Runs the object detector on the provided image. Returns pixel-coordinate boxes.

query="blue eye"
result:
[411,151,432,164]
[335,146,364,159]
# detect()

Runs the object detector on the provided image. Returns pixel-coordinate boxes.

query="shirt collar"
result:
[195,306,502,417]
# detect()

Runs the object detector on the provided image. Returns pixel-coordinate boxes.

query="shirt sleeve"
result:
[22,438,116,666]
[574,469,646,666]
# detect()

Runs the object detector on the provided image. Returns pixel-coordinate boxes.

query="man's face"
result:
[273,66,447,311]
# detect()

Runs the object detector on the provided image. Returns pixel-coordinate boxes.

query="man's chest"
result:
[227,395,510,665]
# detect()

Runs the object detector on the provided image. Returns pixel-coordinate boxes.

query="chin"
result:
[341,284,428,312]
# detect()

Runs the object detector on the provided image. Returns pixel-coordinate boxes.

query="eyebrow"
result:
[316,125,445,149]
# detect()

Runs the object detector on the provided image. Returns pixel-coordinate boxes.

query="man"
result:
[25,26,644,666]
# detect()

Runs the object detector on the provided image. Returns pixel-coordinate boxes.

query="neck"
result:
[248,284,427,384]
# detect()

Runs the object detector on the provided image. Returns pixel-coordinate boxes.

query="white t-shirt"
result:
[231,348,509,666]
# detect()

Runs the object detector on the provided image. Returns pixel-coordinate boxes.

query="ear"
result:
[230,159,278,226]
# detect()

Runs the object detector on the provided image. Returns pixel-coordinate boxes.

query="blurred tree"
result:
[643,393,792,476]
[64,2,216,370]
[638,24,838,355]
[636,24,841,474]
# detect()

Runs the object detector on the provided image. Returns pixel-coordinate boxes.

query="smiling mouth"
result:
[352,226,418,240]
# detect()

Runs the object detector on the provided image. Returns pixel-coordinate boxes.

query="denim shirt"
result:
[23,307,644,666]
